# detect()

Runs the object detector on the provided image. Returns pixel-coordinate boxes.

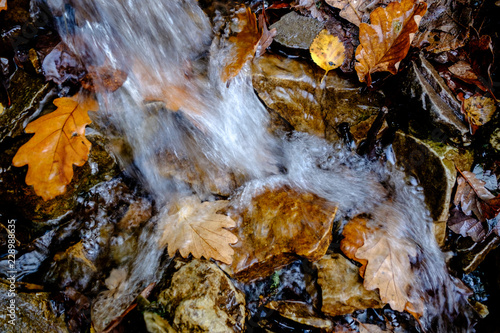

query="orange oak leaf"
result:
[12,93,98,200]
[158,196,238,264]
[355,0,427,86]
[221,7,262,83]
[341,216,423,318]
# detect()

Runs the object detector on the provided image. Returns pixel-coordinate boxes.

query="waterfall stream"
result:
[43,0,474,331]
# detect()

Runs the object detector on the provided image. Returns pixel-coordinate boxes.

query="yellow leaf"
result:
[310,29,345,82]
[355,0,427,86]
[12,93,98,200]
[463,96,496,129]
[0,0,7,12]
[159,196,238,264]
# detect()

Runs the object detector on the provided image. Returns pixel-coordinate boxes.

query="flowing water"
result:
[44,0,474,331]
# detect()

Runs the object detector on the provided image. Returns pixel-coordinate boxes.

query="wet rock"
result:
[45,241,98,291]
[224,184,337,282]
[44,178,151,292]
[265,301,333,330]
[252,54,384,142]
[156,259,246,332]
[455,233,500,274]
[313,253,382,317]
[0,69,53,143]
[0,279,69,332]
[393,130,474,246]
[401,54,470,145]
[269,12,325,49]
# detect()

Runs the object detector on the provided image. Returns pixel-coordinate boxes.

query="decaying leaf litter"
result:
[1,0,500,332]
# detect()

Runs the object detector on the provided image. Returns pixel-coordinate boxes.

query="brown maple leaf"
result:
[355,0,427,86]
[158,196,238,264]
[13,93,99,200]
[454,169,500,221]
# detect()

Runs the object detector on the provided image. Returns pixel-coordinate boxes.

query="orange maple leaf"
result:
[13,93,99,200]
[355,0,427,86]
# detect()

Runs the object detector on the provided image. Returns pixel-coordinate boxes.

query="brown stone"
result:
[392,130,474,246]
[265,301,333,329]
[225,185,337,282]
[157,259,246,333]
[252,54,384,142]
[0,279,69,333]
[313,253,382,317]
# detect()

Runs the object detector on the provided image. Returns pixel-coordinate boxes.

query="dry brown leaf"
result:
[462,96,497,134]
[293,0,329,21]
[341,216,423,317]
[454,169,500,221]
[256,14,277,57]
[221,7,261,83]
[12,93,98,200]
[355,0,427,86]
[0,0,7,12]
[159,196,238,264]
[356,234,416,312]
[448,207,486,242]
[326,0,382,26]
